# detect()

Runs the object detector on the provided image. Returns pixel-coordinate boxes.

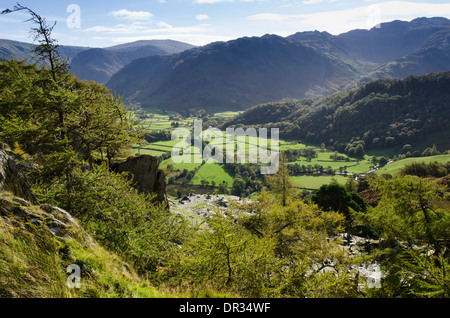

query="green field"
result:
[133,111,449,194]
[291,175,348,190]
[160,156,203,172]
[139,113,197,132]
[190,162,234,187]
[375,154,450,175]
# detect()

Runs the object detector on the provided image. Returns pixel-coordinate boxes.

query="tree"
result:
[2,3,67,82]
[320,143,326,151]
[0,6,144,211]
[344,176,358,193]
[367,174,450,297]
[385,136,396,147]
[0,5,144,169]
[370,175,449,254]
[231,176,246,197]
[402,144,413,154]
[169,209,277,291]
[265,152,295,206]
[422,144,441,157]
[311,181,367,226]
[0,61,143,169]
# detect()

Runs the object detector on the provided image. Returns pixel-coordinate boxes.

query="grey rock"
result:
[29,218,43,226]
[111,155,168,207]
[48,226,69,238]
[40,205,76,224]
[13,197,31,207]
[0,150,37,203]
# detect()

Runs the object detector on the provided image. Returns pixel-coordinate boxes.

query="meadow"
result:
[132,111,450,194]
[374,154,450,175]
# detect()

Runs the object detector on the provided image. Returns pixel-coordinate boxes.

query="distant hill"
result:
[0,39,195,83]
[223,71,450,155]
[107,34,363,111]
[106,17,450,112]
[69,40,195,83]
[0,38,88,64]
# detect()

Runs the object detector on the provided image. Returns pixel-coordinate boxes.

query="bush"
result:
[33,164,189,273]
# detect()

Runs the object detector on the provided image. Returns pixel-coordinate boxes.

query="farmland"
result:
[374,154,450,175]
[131,111,450,196]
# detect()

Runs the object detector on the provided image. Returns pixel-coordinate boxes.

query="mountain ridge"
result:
[106,17,450,112]
[0,38,196,84]
[69,40,195,83]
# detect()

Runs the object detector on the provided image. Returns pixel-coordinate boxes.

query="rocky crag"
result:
[111,155,168,207]
[0,147,37,204]
[0,148,93,243]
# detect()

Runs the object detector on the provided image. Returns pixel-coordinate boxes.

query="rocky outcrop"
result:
[111,155,168,207]
[0,149,36,204]
[0,148,93,243]
[0,196,94,243]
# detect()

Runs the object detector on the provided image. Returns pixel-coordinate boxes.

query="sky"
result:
[1,0,450,48]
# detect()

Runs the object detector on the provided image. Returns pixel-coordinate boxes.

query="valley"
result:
[1,4,449,301]
[131,110,450,198]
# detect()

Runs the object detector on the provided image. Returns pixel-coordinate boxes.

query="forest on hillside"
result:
[224,73,450,157]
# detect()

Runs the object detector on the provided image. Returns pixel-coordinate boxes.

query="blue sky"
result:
[1,0,450,47]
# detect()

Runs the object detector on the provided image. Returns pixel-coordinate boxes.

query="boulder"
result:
[0,149,36,204]
[111,155,168,207]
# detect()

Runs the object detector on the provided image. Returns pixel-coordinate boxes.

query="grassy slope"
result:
[375,154,450,175]
[0,191,168,298]
[291,175,348,190]
[0,189,240,298]
[190,162,234,187]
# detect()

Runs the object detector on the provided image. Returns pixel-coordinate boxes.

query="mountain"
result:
[106,17,450,112]
[107,34,364,111]
[223,71,450,154]
[69,40,195,84]
[0,38,89,64]
[0,39,195,84]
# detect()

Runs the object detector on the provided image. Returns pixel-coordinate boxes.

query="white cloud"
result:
[85,22,219,46]
[85,24,146,34]
[303,0,325,4]
[303,0,337,4]
[196,14,210,21]
[157,21,173,28]
[195,0,262,3]
[247,1,450,35]
[195,0,233,3]
[247,13,286,22]
[109,9,153,21]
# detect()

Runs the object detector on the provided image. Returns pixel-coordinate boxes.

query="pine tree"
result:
[265,152,294,206]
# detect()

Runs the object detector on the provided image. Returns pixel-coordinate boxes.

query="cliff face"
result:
[111,155,168,207]
[0,148,37,204]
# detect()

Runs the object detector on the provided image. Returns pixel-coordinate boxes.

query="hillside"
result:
[0,39,195,84]
[0,38,89,64]
[106,17,450,112]
[107,34,363,111]
[69,40,196,84]
[223,71,450,155]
